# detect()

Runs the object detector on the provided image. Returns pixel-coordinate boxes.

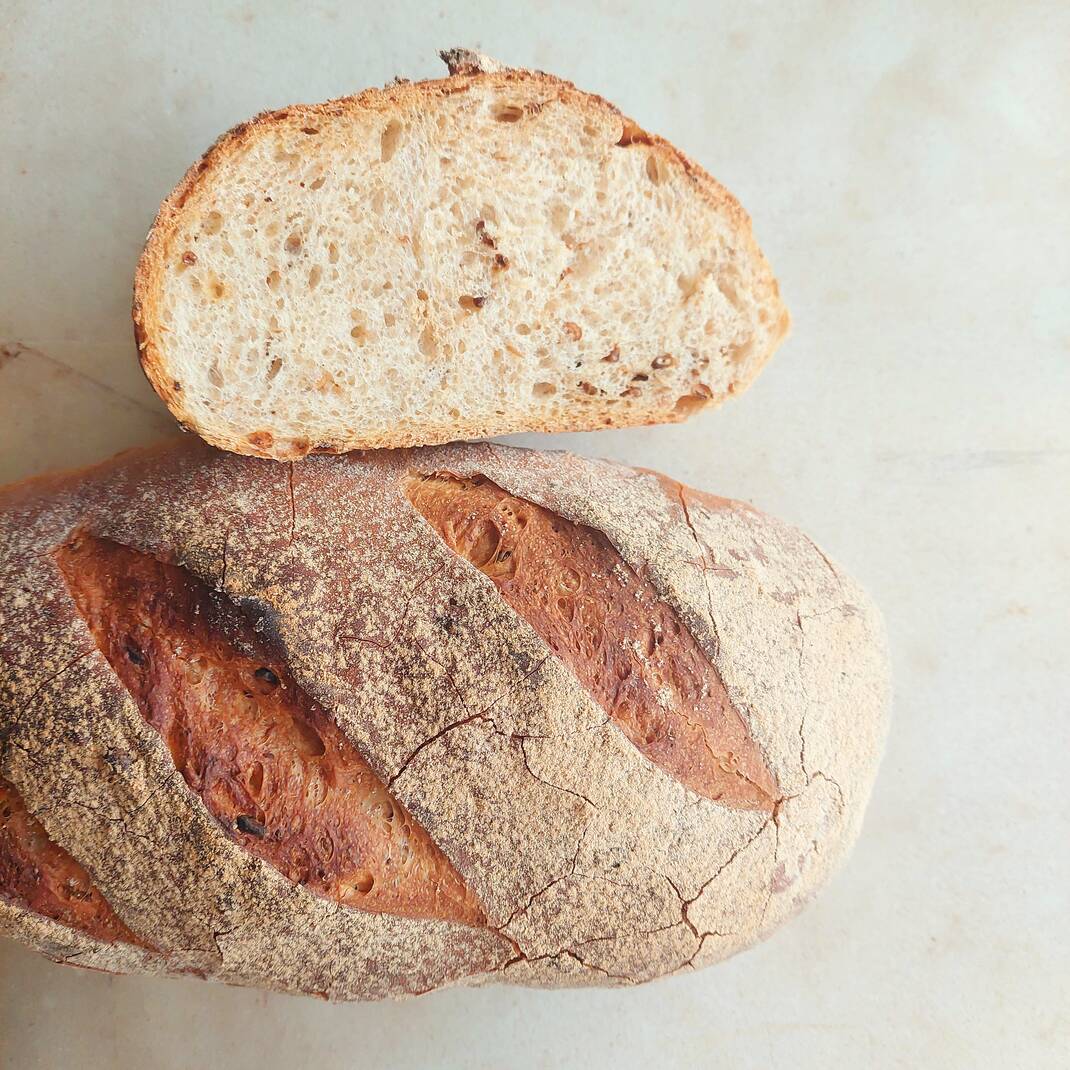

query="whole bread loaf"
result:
[0,440,887,999]
[133,49,789,459]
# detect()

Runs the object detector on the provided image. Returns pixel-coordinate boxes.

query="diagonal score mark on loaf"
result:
[0,775,153,948]
[404,472,780,810]
[53,533,485,927]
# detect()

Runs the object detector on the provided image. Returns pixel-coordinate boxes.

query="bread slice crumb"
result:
[134,51,790,459]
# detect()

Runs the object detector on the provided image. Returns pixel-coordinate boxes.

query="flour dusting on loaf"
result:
[0,440,887,998]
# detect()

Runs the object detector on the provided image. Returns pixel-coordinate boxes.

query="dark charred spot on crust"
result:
[102,748,133,774]
[236,815,267,837]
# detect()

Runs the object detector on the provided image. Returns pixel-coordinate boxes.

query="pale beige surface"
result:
[0,1,1067,1068]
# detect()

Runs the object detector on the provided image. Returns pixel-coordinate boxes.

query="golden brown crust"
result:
[132,55,789,459]
[0,440,887,997]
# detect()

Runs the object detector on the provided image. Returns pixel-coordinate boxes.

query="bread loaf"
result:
[133,49,789,459]
[0,440,887,999]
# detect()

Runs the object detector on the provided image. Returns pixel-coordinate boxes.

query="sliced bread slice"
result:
[134,49,789,459]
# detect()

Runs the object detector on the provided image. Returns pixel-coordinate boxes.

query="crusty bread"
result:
[0,439,885,999]
[133,50,790,459]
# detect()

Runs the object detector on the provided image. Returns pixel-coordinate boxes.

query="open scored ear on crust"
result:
[53,533,486,927]
[0,776,152,948]
[404,472,780,811]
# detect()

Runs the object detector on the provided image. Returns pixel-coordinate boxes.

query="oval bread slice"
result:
[134,50,790,459]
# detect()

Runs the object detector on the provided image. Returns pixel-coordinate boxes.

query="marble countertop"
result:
[1,3,1066,1067]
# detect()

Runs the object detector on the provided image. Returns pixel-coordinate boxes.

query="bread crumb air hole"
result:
[308,265,322,290]
[203,211,224,235]
[673,392,711,417]
[494,103,525,123]
[380,121,402,163]
[646,155,667,185]
[419,324,437,358]
[284,232,302,254]
[532,381,556,398]
[266,357,283,381]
